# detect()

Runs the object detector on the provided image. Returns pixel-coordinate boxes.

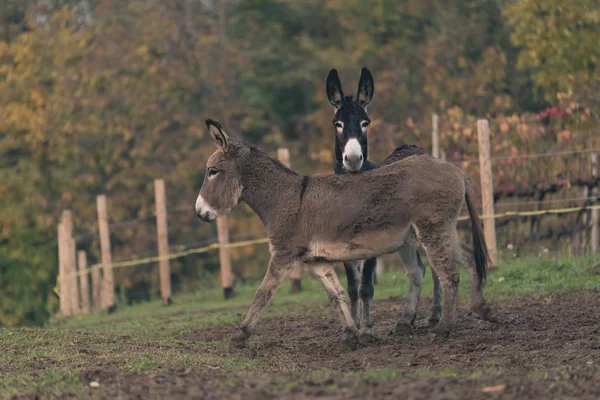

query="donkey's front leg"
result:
[343,260,361,328]
[311,263,359,346]
[233,257,290,346]
[359,257,376,336]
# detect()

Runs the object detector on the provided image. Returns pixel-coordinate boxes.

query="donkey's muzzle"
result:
[196,210,217,222]
[342,138,364,172]
[343,153,363,172]
[195,194,217,222]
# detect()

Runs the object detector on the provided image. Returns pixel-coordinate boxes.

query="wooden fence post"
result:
[69,238,80,315]
[578,186,588,255]
[216,216,234,299]
[591,153,598,253]
[154,179,172,305]
[477,119,498,268]
[61,210,79,315]
[57,221,71,317]
[91,264,102,311]
[97,195,116,311]
[278,148,303,293]
[432,113,440,159]
[77,250,91,315]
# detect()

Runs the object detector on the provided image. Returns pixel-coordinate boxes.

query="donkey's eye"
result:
[207,168,219,178]
[334,121,343,130]
[361,121,370,129]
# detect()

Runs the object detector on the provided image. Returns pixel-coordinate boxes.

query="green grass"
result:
[54,253,599,334]
[1,369,85,398]
[1,254,598,398]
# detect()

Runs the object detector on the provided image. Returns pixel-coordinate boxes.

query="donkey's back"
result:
[313,154,466,216]
[294,155,466,261]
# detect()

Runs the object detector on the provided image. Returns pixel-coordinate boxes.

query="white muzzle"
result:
[342,138,364,171]
[195,194,217,222]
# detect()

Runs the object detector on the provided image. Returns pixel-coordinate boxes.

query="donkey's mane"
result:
[244,142,300,177]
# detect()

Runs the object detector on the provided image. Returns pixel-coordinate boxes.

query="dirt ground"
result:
[49,290,599,400]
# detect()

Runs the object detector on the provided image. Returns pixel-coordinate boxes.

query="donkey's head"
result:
[326,67,374,172]
[195,120,245,222]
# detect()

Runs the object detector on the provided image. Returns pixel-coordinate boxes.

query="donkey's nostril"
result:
[359,154,363,161]
[344,155,348,162]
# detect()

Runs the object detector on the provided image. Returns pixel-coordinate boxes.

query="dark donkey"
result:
[195,119,490,346]
[326,68,496,334]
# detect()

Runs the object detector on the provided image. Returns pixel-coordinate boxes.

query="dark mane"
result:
[343,95,355,104]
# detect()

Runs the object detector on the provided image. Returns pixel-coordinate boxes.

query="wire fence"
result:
[61,203,600,281]
[53,119,600,317]
[451,147,600,165]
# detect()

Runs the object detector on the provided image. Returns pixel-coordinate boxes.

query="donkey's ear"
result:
[357,67,374,109]
[206,119,230,152]
[326,69,344,109]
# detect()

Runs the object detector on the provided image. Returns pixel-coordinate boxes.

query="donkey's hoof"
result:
[342,329,360,349]
[231,327,250,347]
[358,326,372,336]
[428,316,441,327]
[358,329,379,344]
[474,304,498,323]
[394,322,412,336]
[432,324,451,337]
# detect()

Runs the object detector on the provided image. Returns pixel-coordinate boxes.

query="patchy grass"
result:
[1,369,84,398]
[52,253,599,335]
[1,254,598,398]
[484,254,600,298]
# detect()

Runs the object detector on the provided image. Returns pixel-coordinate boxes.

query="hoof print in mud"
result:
[231,338,248,349]
[394,322,412,336]
[475,306,499,323]
[358,331,379,344]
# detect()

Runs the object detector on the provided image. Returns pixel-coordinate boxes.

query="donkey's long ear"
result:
[356,67,374,109]
[326,69,344,109]
[206,119,230,152]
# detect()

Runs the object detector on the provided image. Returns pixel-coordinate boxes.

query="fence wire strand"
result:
[451,147,600,165]
[61,203,600,282]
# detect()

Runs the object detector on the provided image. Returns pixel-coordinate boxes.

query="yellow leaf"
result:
[482,384,506,393]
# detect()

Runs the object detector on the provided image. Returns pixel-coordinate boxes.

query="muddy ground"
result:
[30,290,596,400]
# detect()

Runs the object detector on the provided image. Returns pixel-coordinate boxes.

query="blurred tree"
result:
[505,0,600,122]
[0,0,597,326]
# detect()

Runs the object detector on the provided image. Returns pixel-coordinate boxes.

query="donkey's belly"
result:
[307,228,407,262]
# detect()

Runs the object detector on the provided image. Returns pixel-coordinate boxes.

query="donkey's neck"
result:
[239,150,303,228]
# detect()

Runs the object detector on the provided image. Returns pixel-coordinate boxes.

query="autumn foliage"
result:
[0,0,598,326]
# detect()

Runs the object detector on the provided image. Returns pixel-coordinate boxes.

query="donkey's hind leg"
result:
[454,242,496,322]
[312,263,359,345]
[359,257,376,336]
[429,268,443,326]
[343,261,362,328]
[416,224,460,336]
[395,228,425,334]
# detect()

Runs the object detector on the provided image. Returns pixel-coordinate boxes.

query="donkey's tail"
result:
[464,180,489,288]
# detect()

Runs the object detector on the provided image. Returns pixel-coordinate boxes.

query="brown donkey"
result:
[195,119,490,346]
